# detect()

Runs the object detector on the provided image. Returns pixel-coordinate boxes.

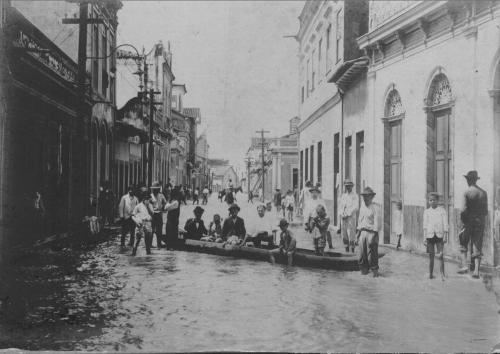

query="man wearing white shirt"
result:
[356,187,381,277]
[118,185,139,247]
[339,179,359,253]
[241,204,277,247]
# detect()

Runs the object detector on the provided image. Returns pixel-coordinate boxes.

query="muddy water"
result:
[1,236,499,352]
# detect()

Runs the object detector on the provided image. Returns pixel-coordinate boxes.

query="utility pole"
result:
[256,129,269,202]
[147,88,161,187]
[244,156,252,195]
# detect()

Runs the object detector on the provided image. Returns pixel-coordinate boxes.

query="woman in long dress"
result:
[165,186,181,250]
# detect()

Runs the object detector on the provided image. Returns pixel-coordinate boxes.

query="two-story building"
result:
[297,0,368,223]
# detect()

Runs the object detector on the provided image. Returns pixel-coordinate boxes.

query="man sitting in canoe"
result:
[270,219,297,266]
[184,206,208,241]
[240,204,277,247]
[222,203,247,245]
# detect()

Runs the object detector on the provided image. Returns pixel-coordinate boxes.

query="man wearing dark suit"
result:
[184,206,208,241]
[222,203,246,241]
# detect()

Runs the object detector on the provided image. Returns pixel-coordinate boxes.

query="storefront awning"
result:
[115,120,148,143]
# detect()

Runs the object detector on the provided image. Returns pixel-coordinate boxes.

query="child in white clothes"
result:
[423,192,448,280]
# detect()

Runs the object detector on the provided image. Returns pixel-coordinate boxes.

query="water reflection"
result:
[1,239,499,352]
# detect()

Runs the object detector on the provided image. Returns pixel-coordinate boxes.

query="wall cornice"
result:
[298,92,341,132]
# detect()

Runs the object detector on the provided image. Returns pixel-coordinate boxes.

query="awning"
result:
[115,120,148,143]
[328,57,369,92]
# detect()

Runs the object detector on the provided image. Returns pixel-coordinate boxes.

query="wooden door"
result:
[390,120,402,243]
[434,110,452,216]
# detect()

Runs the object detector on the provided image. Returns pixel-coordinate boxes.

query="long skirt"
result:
[165,221,179,249]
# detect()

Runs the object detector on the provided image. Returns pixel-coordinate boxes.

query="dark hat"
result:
[150,181,161,189]
[228,203,240,211]
[360,186,376,196]
[278,218,289,227]
[344,179,354,186]
[309,187,320,193]
[428,192,440,198]
[463,170,480,180]
[193,206,205,214]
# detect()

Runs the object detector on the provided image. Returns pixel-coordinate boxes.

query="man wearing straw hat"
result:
[339,179,359,253]
[458,170,488,278]
[356,187,381,277]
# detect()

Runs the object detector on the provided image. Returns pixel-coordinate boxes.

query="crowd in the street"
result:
[112,169,489,280]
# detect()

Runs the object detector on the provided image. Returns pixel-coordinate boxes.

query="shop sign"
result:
[127,136,140,144]
[15,30,77,83]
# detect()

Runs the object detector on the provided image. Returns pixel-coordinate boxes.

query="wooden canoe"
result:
[176,239,385,271]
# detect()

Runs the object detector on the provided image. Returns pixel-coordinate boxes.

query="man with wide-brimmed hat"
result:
[184,206,208,241]
[222,203,246,242]
[458,170,488,278]
[270,218,297,266]
[339,179,359,253]
[150,181,167,248]
[356,187,381,277]
[304,186,325,229]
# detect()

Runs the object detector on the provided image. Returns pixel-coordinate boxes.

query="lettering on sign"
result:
[15,30,77,83]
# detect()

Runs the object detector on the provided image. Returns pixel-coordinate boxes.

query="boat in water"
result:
[176,239,385,271]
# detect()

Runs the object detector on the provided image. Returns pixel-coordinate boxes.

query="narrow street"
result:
[1,194,499,352]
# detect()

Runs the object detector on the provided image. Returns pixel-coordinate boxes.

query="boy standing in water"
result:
[310,205,330,256]
[423,192,448,280]
[131,192,154,256]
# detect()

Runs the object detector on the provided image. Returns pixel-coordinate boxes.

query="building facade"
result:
[357,0,500,265]
[195,132,210,188]
[297,0,369,218]
[0,1,120,245]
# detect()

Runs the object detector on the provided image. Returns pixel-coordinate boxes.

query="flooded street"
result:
[0,195,499,352]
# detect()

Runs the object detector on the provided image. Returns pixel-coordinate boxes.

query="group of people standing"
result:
[118,181,182,255]
[297,168,489,279]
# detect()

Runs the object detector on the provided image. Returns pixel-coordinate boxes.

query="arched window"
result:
[385,89,405,117]
[427,73,453,106]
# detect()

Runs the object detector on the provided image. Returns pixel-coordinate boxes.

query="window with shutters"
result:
[310,145,314,183]
[426,73,453,217]
[317,141,322,183]
[305,147,309,182]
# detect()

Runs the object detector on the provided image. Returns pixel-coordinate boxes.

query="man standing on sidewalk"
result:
[273,189,282,217]
[458,170,488,278]
[118,185,139,247]
[356,187,381,277]
[202,186,209,205]
[150,181,167,248]
[339,179,359,253]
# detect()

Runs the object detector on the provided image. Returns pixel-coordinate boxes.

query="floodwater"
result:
[1,235,500,352]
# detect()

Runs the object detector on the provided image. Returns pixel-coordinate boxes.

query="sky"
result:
[117,1,304,171]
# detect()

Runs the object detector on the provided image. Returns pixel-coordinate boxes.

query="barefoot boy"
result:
[423,192,448,279]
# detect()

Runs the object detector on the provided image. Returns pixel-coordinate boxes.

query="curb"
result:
[379,243,499,275]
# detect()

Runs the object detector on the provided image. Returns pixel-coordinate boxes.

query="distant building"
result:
[245,117,300,201]
[183,107,201,188]
[195,132,210,188]
[211,163,238,193]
